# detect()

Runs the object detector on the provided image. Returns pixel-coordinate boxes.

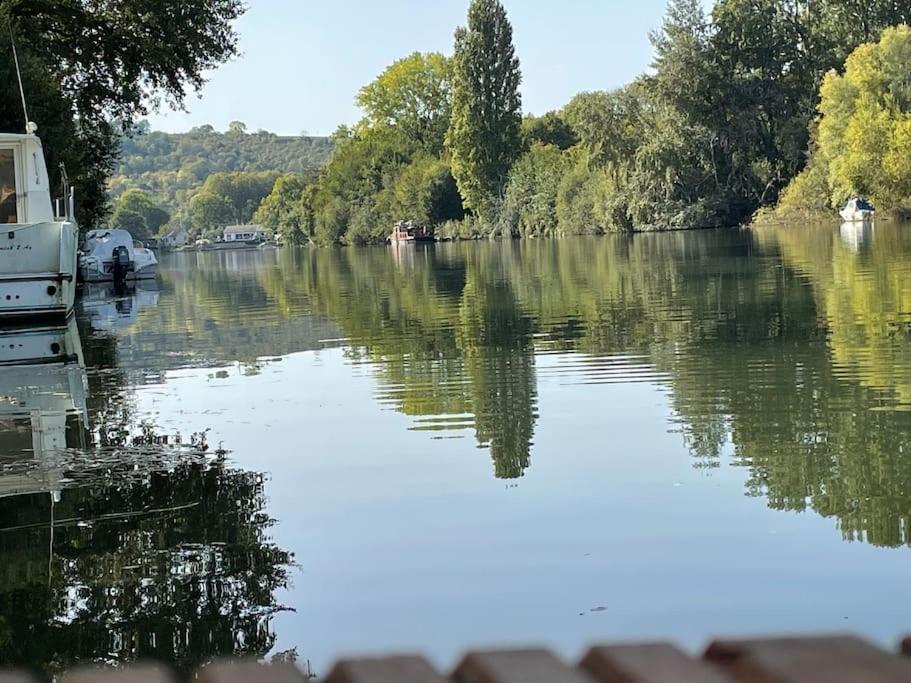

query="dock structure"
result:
[9,634,911,682]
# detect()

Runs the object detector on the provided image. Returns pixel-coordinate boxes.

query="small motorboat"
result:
[0,125,79,319]
[79,228,158,282]
[840,197,875,223]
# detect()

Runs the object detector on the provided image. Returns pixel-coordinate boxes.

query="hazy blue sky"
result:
[147,0,674,136]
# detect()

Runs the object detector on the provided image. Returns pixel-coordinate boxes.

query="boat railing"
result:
[53,164,75,223]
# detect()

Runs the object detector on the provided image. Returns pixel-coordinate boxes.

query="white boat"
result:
[79,228,158,282]
[839,197,875,223]
[0,126,78,319]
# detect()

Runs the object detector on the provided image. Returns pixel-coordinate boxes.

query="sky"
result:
[146,0,674,136]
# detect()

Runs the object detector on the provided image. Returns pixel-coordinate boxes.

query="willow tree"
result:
[447,0,522,220]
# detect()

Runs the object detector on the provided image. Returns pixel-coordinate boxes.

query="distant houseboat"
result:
[388,220,435,243]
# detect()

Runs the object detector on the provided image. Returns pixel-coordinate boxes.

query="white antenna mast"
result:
[8,23,32,134]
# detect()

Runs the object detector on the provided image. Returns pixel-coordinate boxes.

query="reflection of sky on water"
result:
[131,347,911,673]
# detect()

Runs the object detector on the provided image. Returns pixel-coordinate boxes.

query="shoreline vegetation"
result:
[755,25,911,228]
[246,1,911,246]
[4,2,911,243]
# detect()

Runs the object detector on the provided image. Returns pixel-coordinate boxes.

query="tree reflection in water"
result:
[0,326,293,677]
[251,231,911,546]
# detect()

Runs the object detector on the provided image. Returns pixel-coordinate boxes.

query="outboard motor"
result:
[111,245,131,284]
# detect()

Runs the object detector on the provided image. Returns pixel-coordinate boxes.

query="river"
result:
[1,222,910,676]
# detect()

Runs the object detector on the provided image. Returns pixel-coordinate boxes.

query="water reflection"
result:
[0,320,87,496]
[0,315,292,676]
[80,281,161,332]
[252,230,911,544]
[838,221,874,252]
[4,223,911,673]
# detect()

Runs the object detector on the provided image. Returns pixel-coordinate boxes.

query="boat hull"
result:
[0,222,78,320]
[80,262,158,283]
[839,209,874,223]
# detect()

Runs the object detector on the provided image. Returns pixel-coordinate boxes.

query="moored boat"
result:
[388,220,435,243]
[0,126,78,319]
[840,197,875,223]
[79,228,158,282]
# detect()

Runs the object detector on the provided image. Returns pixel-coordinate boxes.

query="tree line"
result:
[253,0,911,245]
[6,0,911,239]
[108,123,332,238]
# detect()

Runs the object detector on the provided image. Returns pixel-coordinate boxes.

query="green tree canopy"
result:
[0,0,244,227]
[187,191,234,235]
[771,24,911,216]
[448,0,522,219]
[521,112,578,151]
[187,171,279,235]
[110,188,170,238]
[501,144,571,237]
[393,156,464,226]
[818,25,911,209]
[253,174,314,244]
[357,52,452,152]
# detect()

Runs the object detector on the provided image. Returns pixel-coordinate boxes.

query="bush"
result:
[501,144,571,237]
[556,162,602,235]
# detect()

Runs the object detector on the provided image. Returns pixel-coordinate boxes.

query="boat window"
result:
[0,149,17,224]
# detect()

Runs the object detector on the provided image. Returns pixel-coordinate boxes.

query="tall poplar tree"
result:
[448,0,522,219]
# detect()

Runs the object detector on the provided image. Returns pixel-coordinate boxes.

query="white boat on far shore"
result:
[840,197,875,223]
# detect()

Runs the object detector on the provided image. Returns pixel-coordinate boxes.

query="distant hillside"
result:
[108,123,333,223]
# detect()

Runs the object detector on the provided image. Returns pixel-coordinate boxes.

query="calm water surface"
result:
[2,223,911,676]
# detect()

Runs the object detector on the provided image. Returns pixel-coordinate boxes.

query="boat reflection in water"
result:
[0,319,88,500]
[0,308,293,677]
[79,280,160,332]
[839,220,874,252]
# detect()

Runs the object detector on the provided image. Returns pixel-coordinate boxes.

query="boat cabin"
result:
[0,133,57,226]
[83,229,140,260]
[389,220,434,242]
[849,197,874,212]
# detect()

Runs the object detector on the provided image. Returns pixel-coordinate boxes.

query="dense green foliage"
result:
[356,52,452,154]
[8,0,911,238]
[448,0,523,219]
[554,0,911,232]
[185,171,280,236]
[768,25,911,219]
[0,0,244,227]
[272,0,911,244]
[109,125,332,236]
[253,174,316,244]
[255,52,465,245]
[110,188,171,239]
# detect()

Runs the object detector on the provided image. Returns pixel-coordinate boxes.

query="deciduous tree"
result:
[0,0,244,227]
[357,52,452,152]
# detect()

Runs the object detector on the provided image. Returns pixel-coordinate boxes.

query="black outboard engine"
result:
[111,245,131,284]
